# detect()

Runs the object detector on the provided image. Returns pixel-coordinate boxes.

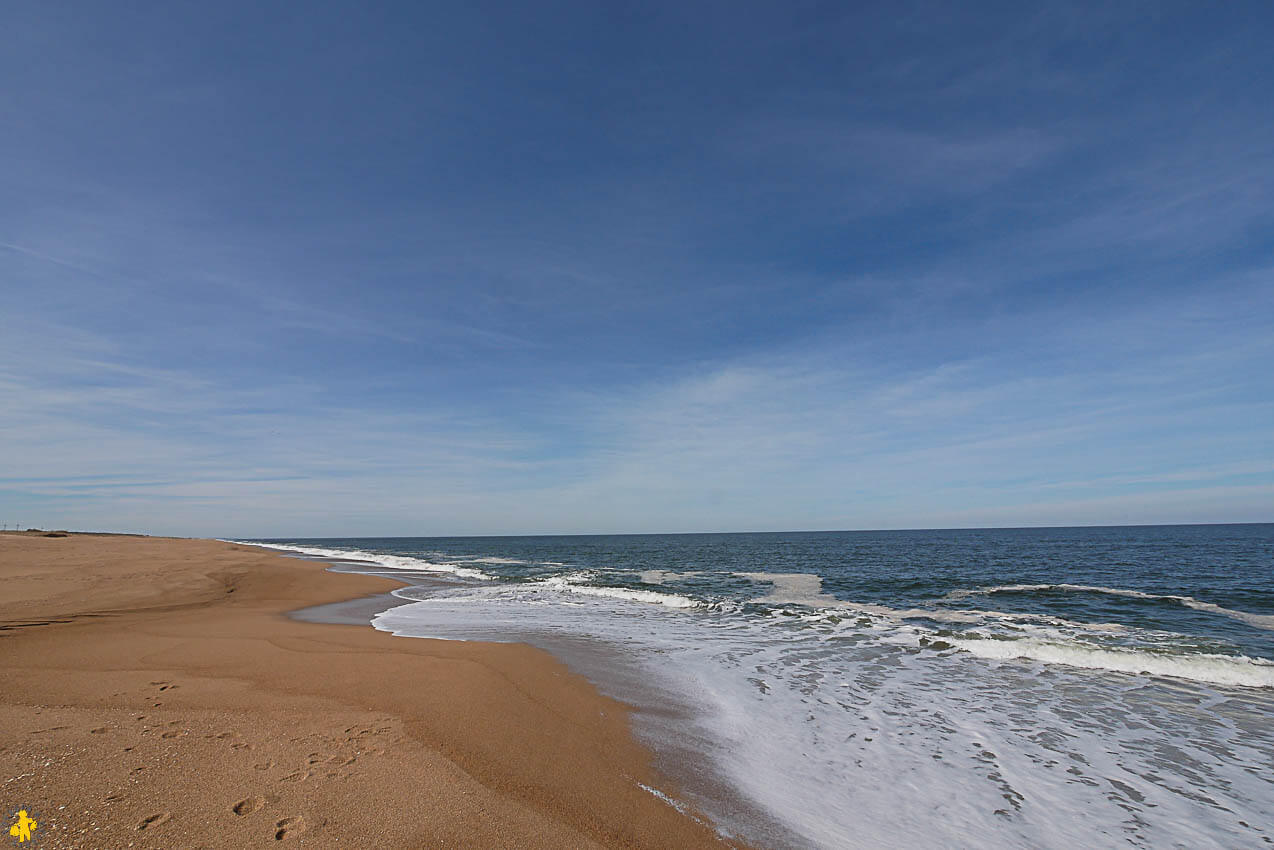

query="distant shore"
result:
[0,533,733,848]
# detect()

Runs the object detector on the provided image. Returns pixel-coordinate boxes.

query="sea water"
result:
[235,525,1274,849]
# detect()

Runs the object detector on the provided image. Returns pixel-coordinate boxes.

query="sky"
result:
[1,1,1271,537]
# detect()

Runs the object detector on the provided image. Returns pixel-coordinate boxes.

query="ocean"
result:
[236,524,1274,849]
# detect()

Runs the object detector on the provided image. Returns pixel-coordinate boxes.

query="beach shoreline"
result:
[0,532,736,848]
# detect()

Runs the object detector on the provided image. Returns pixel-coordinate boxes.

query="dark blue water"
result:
[245,524,1274,849]
[262,524,1274,659]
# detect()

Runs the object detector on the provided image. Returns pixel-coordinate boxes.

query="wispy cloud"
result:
[2,1,1271,535]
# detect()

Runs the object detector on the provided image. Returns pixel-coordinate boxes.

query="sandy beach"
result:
[0,532,733,849]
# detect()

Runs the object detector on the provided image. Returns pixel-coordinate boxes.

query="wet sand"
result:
[0,532,735,848]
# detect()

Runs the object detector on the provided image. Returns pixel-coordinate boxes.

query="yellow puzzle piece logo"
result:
[8,810,37,843]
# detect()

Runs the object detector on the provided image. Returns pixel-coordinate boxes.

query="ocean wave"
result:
[948,584,1274,631]
[737,572,994,621]
[536,576,700,609]
[735,573,1127,631]
[950,635,1274,688]
[366,546,1274,849]
[221,540,494,581]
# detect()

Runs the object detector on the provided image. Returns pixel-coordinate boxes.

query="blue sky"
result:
[2,1,1271,536]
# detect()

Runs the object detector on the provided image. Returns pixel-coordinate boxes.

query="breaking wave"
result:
[947,583,1274,631]
[950,635,1274,688]
[536,575,700,608]
[221,540,494,581]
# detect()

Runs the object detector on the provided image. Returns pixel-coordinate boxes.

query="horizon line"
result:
[221,520,1274,541]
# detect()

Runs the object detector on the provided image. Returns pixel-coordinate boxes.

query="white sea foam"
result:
[637,783,691,816]
[372,582,1274,850]
[536,576,699,608]
[949,583,1274,631]
[639,569,703,584]
[221,540,494,581]
[950,635,1274,688]
[736,571,844,607]
[736,572,986,621]
[735,573,978,624]
[735,573,1127,631]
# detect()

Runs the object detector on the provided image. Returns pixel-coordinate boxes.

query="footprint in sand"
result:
[232,797,265,816]
[90,726,109,734]
[274,816,305,841]
[253,761,274,771]
[137,812,171,831]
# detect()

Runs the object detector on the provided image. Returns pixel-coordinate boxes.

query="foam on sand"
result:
[371,578,1274,850]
